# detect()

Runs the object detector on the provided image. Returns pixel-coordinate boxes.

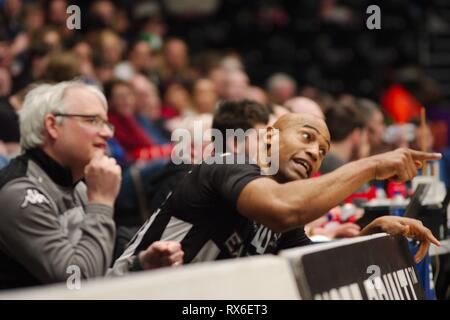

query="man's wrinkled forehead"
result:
[63,87,106,113]
[276,114,331,141]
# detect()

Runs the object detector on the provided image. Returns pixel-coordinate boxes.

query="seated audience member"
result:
[111,111,440,274]
[158,37,196,90]
[0,81,183,289]
[284,96,324,119]
[357,98,387,155]
[72,41,96,82]
[266,73,297,105]
[221,69,250,101]
[94,30,124,67]
[208,65,227,99]
[105,79,172,162]
[161,81,193,125]
[130,74,170,144]
[191,78,218,114]
[41,51,82,83]
[320,103,369,174]
[245,86,269,106]
[114,40,155,82]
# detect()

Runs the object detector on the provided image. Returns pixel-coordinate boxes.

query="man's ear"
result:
[44,114,59,140]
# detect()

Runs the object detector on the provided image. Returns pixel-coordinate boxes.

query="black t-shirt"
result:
[148,161,193,215]
[127,154,311,263]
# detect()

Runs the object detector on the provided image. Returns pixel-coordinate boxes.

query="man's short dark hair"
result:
[212,100,270,137]
[325,103,366,142]
[212,100,270,152]
[355,98,382,123]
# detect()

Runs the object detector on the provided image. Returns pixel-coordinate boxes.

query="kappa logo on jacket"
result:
[21,189,50,208]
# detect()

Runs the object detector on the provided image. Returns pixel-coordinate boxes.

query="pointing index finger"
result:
[409,150,442,161]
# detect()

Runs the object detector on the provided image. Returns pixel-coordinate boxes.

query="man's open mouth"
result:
[293,158,312,178]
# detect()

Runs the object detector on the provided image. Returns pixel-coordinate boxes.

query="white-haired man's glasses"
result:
[53,113,115,134]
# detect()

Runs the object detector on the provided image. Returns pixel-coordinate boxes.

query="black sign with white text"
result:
[291,235,425,300]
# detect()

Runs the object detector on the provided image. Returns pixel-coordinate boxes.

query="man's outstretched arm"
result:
[237,148,441,233]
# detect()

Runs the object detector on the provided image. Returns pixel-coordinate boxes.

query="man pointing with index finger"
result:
[112,110,440,273]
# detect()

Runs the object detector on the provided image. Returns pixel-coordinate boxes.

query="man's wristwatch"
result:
[127,254,144,272]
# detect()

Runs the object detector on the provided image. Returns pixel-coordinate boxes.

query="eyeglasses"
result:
[53,113,115,134]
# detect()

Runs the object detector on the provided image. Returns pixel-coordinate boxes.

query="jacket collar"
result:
[26,148,75,187]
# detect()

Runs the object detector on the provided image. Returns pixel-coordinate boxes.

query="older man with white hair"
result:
[0,81,183,290]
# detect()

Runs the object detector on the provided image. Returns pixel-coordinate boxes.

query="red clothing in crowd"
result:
[108,112,173,161]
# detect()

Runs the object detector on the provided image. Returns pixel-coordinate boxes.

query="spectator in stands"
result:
[357,98,387,156]
[163,81,196,132]
[130,74,170,143]
[72,41,97,84]
[89,0,117,30]
[0,81,182,289]
[105,79,172,162]
[138,15,167,52]
[266,73,297,105]
[114,40,156,82]
[33,27,63,53]
[94,30,124,67]
[320,103,369,174]
[47,0,68,27]
[299,87,334,108]
[23,3,45,32]
[0,32,11,71]
[47,0,76,42]
[284,97,324,119]
[0,67,12,98]
[208,65,227,99]
[1,0,23,39]
[95,60,115,84]
[159,37,196,90]
[222,69,250,101]
[41,51,81,83]
[112,105,440,272]
[27,42,51,83]
[246,86,269,105]
[191,78,218,114]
